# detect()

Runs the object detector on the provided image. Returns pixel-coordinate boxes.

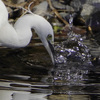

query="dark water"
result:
[0,46,99,100]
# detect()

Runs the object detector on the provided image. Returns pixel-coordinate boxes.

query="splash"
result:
[52,14,93,85]
[54,14,93,67]
[54,31,93,66]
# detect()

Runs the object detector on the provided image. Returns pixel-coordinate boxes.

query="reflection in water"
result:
[13,92,30,100]
[0,90,13,100]
[5,62,97,100]
[0,63,99,100]
[0,15,99,100]
[48,94,91,100]
[0,89,49,100]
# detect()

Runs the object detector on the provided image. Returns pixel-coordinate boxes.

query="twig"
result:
[47,0,69,25]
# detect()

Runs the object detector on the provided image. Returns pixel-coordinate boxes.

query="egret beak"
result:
[40,37,55,65]
[39,34,55,65]
[47,40,55,57]
[47,40,55,65]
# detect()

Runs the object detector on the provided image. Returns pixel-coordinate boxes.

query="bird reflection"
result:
[0,89,49,100]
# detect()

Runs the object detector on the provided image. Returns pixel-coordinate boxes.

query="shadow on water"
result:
[0,44,99,100]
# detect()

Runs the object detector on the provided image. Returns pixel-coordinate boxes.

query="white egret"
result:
[0,0,54,64]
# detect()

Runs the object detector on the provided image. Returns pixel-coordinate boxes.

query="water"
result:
[0,43,99,100]
[0,15,100,100]
[50,14,100,99]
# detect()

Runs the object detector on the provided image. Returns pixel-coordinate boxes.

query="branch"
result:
[47,0,69,25]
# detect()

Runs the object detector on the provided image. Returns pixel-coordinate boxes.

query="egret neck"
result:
[0,0,55,64]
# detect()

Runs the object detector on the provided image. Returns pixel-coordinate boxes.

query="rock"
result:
[59,12,69,21]
[85,0,100,10]
[11,0,25,4]
[80,0,87,4]
[80,0,100,22]
[85,0,100,4]
[70,0,82,12]
[81,4,95,20]
[32,1,49,16]
[51,0,74,11]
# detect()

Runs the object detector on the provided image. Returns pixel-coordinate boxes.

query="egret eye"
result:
[47,34,52,41]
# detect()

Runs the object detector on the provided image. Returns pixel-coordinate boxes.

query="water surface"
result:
[0,45,99,100]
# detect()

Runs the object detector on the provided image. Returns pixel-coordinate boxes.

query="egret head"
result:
[37,26,55,65]
[28,14,55,65]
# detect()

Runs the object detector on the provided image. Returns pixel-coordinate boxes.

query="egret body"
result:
[0,0,54,64]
